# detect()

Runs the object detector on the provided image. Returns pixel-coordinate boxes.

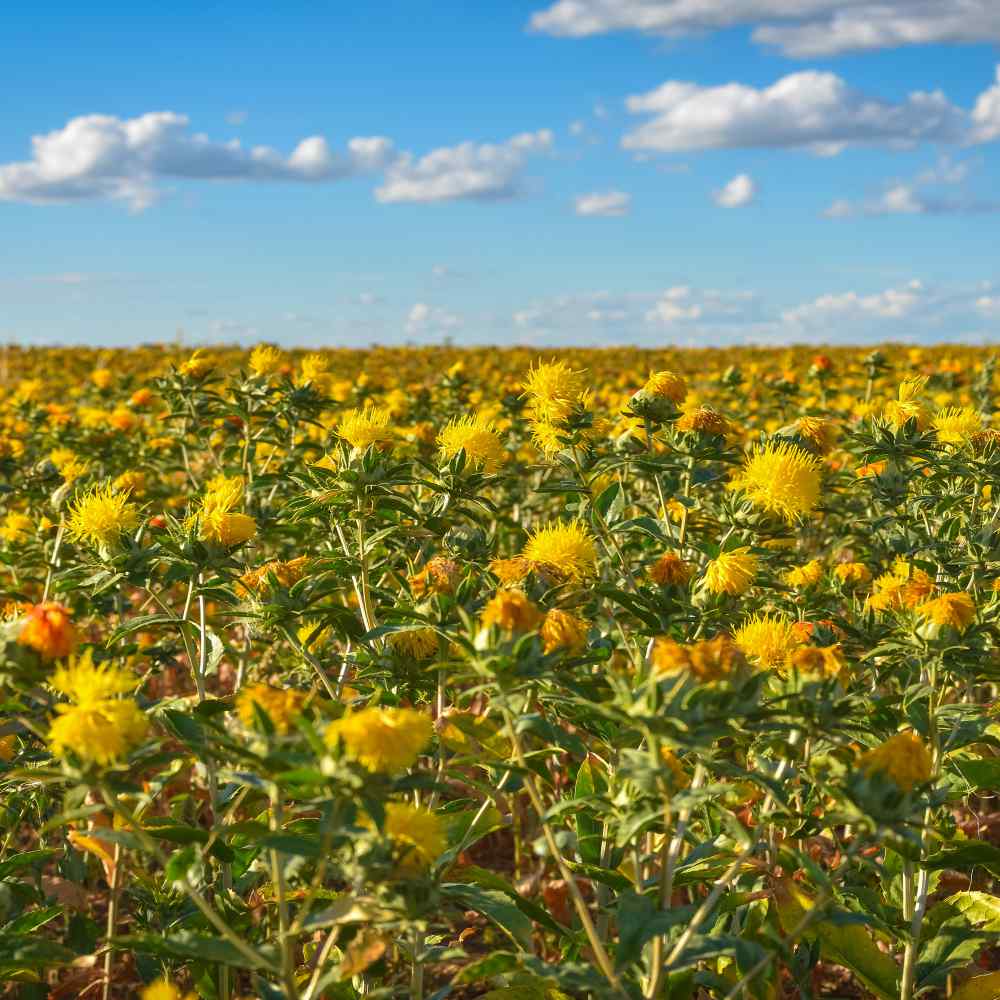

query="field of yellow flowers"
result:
[2,342,1000,1000]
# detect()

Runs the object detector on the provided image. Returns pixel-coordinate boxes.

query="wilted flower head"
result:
[18,602,77,660]
[409,556,461,597]
[239,556,310,595]
[437,414,506,471]
[794,416,837,455]
[66,484,139,550]
[649,552,693,587]
[733,613,802,670]
[704,547,757,596]
[859,731,932,791]
[522,520,597,581]
[675,404,730,437]
[734,442,822,522]
[325,706,432,773]
[651,634,745,683]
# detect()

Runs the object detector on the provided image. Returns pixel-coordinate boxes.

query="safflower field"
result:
[2,342,1000,1000]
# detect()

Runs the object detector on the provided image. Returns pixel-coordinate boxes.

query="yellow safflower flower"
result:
[704,547,757,596]
[859,731,932,791]
[66,484,139,549]
[48,650,148,766]
[540,608,589,654]
[325,707,432,773]
[437,414,506,471]
[733,613,802,670]
[236,683,308,734]
[522,520,597,581]
[522,359,587,424]
[916,592,976,632]
[381,802,446,875]
[337,406,394,451]
[481,589,542,632]
[733,442,821,522]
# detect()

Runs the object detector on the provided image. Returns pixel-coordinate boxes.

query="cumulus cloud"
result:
[512,285,760,342]
[621,68,996,155]
[0,112,395,210]
[823,156,1000,217]
[374,130,553,204]
[782,280,926,326]
[529,1,1000,59]
[713,173,756,207]
[405,302,464,336]
[574,190,631,216]
[510,277,1000,346]
[0,114,554,211]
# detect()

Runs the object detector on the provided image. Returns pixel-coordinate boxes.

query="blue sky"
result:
[2,1,999,346]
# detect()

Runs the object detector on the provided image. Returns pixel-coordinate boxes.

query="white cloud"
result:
[646,286,703,323]
[823,156,1000,217]
[713,173,756,207]
[512,285,760,342]
[529,1,1000,59]
[622,68,990,155]
[405,302,464,335]
[0,114,555,211]
[0,112,395,210]
[970,67,1000,144]
[782,280,925,326]
[976,296,1000,316]
[375,130,553,204]
[574,190,631,216]
[225,110,249,127]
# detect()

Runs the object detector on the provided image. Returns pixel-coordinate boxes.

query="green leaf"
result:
[0,933,75,968]
[918,892,1000,988]
[113,932,277,971]
[952,758,1000,790]
[441,883,534,950]
[447,865,566,936]
[0,850,58,880]
[925,842,1000,875]
[574,756,606,867]
[1,905,63,935]
[615,891,695,970]
[774,879,899,1000]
